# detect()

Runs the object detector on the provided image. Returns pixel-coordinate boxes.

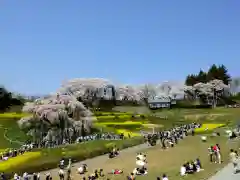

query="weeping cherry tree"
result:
[18,94,95,146]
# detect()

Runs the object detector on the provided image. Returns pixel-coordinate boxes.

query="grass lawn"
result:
[1,107,240,180]
[0,118,29,149]
[75,132,240,180]
[1,138,144,175]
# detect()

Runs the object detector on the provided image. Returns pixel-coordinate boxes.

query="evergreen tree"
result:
[185,64,231,86]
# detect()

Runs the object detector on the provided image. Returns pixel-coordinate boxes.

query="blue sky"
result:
[0,0,240,95]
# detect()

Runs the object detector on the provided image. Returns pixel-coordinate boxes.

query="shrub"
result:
[118,115,132,119]
[105,124,142,130]
[97,115,116,119]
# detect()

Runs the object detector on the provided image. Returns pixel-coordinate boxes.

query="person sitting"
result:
[112,146,119,155]
[185,162,194,174]
[162,174,169,180]
[169,140,174,147]
[192,161,197,172]
[132,168,138,175]
[99,169,104,177]
[138,166,148,175]
[109,169,123,175]
[195,158,203,172]
[136,159,146,167]
[109,147,119,158]
[201,136,207,142]
[136,153,146,162]
[109,151,115,158]
[88,173,96,180]
[127,173,136,180]
[78,164,87,174]
[230,131,237,139]
[180,164,186,176]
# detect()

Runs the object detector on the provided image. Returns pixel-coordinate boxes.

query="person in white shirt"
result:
[132,168,138,175]
[230,149,239,174]
[23,172,28,180]
[78,166,84,174]
[59,159,64,169]
[14,173,19,180]
[58,169,64,180]
[180,164,186,176]
[37,173,40,180]
[162,174,168,180]
[2,156,8,161]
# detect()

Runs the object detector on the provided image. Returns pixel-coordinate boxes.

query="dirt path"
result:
[208,159,240,180]
[39,142,156,179]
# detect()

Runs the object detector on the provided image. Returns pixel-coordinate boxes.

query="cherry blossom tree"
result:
[18,94,95,146]
[184,79,230,107]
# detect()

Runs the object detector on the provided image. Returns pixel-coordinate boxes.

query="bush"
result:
[5,138,144,176]
[97,115,116,119]
[105,124,142,130]
[118,115,132,119]
[95,121,143,130]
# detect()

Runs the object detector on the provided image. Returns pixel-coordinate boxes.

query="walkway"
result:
[208,159,240,180]
[40,142,156,178]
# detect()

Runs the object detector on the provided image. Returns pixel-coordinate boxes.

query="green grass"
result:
[0,118,29,149]
[3,137,144,175]
[1,107,240,179]
[100,132,239,180]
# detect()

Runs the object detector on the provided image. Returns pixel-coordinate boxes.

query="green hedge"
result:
[104,124,143,130]
[6,137,144,176]
[97,115,116,119]
[94,112,134,116]
[96,118,130,122]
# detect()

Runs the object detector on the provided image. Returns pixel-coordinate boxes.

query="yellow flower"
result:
[0,113,30,119]
[116,129,140,137]
[0,151,41,171]
[195,123,225,133]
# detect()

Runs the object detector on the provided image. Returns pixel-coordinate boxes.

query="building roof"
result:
[148,96,171,103]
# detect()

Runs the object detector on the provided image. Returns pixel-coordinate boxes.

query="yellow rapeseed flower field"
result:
[116,129,140,137]
[0,113,30,119]
[194,123,225,133]
[97,121,143,125]
[0,151,41,171]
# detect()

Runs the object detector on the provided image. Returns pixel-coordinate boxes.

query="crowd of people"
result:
[0,144,34,162]
[0,132,123,163]
[180,158,203,176]
[3,122,240,180]
[144,122,201,149]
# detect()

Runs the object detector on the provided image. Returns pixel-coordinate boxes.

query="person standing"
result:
[230,149,239,174]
